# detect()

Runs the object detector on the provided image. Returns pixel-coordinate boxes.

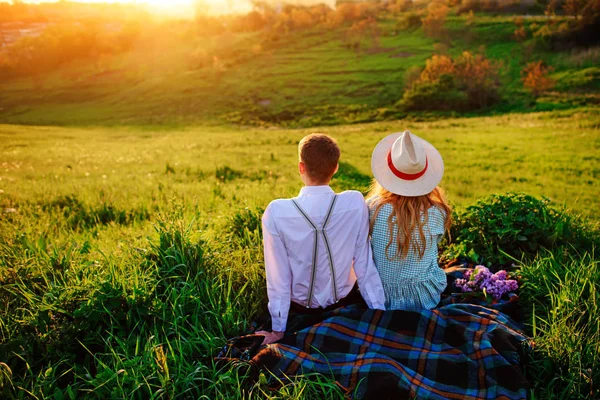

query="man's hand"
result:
[255,330,284,345]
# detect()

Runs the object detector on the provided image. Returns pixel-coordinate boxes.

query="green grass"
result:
[1,8,600,398]
[519,251,599,399]
[0,109,599,398]
[1,108,598,219]
[1,14,598,127]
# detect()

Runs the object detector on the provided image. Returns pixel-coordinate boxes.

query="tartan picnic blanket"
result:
[249,302,530,399]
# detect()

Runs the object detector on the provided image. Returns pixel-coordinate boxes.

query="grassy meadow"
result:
[1,110,600,399]
[1,0,600,398]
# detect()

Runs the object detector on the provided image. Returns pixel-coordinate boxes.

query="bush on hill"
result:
[521,61,555,96]
[399,52,501,111]
[396,11,423,31]
[454,0,533,14]
[422,1,449,39]
[387,0,414,14]
[534,0,600,49]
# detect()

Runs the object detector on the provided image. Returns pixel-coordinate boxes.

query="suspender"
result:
[291,195,339,308]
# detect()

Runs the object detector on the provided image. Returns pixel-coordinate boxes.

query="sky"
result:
[15,0,251,15]
[13,0,337,16]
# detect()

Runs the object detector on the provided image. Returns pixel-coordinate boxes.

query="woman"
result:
[367,130,451,311]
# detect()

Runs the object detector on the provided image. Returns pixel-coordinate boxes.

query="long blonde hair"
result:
[366,181,452,261]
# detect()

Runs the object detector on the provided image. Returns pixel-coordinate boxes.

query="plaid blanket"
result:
[251,303,530,399]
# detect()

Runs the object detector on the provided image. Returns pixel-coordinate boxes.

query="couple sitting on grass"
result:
[257,131,451,344]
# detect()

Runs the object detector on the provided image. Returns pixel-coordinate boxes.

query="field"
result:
[1,1,600,398]
[1,109,600,399]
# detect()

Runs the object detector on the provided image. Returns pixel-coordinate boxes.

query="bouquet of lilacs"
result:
[455,266,518,301]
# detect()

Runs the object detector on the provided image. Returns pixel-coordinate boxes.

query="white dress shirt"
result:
[262,185,386,331]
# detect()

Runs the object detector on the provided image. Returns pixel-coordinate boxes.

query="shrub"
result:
[388,0,413,14]
[420,54,455,81]
[422,1,449,38]
[455,51,501,108]
[534,0,600,49]
[521,61,555,96]
[399,51,501,111]
[397,11,422,31]
[513,16,527,42]
[448,193,600,265]
[400,74,470,111]
[563,0,587,19]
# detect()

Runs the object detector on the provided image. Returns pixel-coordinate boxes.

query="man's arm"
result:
[258,203,292,343]
[352,199,386,310]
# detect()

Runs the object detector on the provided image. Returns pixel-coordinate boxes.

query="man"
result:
[257,133,386,345]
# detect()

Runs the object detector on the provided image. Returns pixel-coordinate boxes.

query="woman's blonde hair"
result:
[366,181,452,261]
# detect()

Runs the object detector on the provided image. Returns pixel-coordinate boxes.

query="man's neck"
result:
[304,182,330,187]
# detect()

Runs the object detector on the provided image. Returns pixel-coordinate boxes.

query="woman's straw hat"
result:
[371,131,444,197]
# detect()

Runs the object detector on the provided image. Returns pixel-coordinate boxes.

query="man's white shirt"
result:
[262,185,386,332]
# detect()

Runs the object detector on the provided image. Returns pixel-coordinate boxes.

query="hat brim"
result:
[371,132,444,197]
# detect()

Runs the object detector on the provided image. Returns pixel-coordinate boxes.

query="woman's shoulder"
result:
[427,204,447,217]
[368,197,393,213]
[366,195,379,207]
[427,205,447,231]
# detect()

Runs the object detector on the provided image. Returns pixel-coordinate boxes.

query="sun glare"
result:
[22,0,255,16]
[143,0,252,14]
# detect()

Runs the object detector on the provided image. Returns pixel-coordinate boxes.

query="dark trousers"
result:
[289,283,366,315]
[261,284,367,333]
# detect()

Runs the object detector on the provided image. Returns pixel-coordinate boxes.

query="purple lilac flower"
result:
[455,267,518,300]
[495,270,508,280]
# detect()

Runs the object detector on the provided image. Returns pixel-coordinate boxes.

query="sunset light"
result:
[19,0,255,16]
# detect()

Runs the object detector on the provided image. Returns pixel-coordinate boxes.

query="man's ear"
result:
[299,162,306,175]
[333,163,339,175]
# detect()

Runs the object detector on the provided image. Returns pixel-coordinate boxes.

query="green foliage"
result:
[519,251,599,399]
[399,74,470,111]
[448,193,599,264]
[399,52,501,112]
[398,12,422,30]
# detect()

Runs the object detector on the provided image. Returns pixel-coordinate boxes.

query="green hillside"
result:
[1,14,598,127]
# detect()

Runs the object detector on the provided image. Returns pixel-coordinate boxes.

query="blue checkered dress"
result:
[369,201,447,311]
